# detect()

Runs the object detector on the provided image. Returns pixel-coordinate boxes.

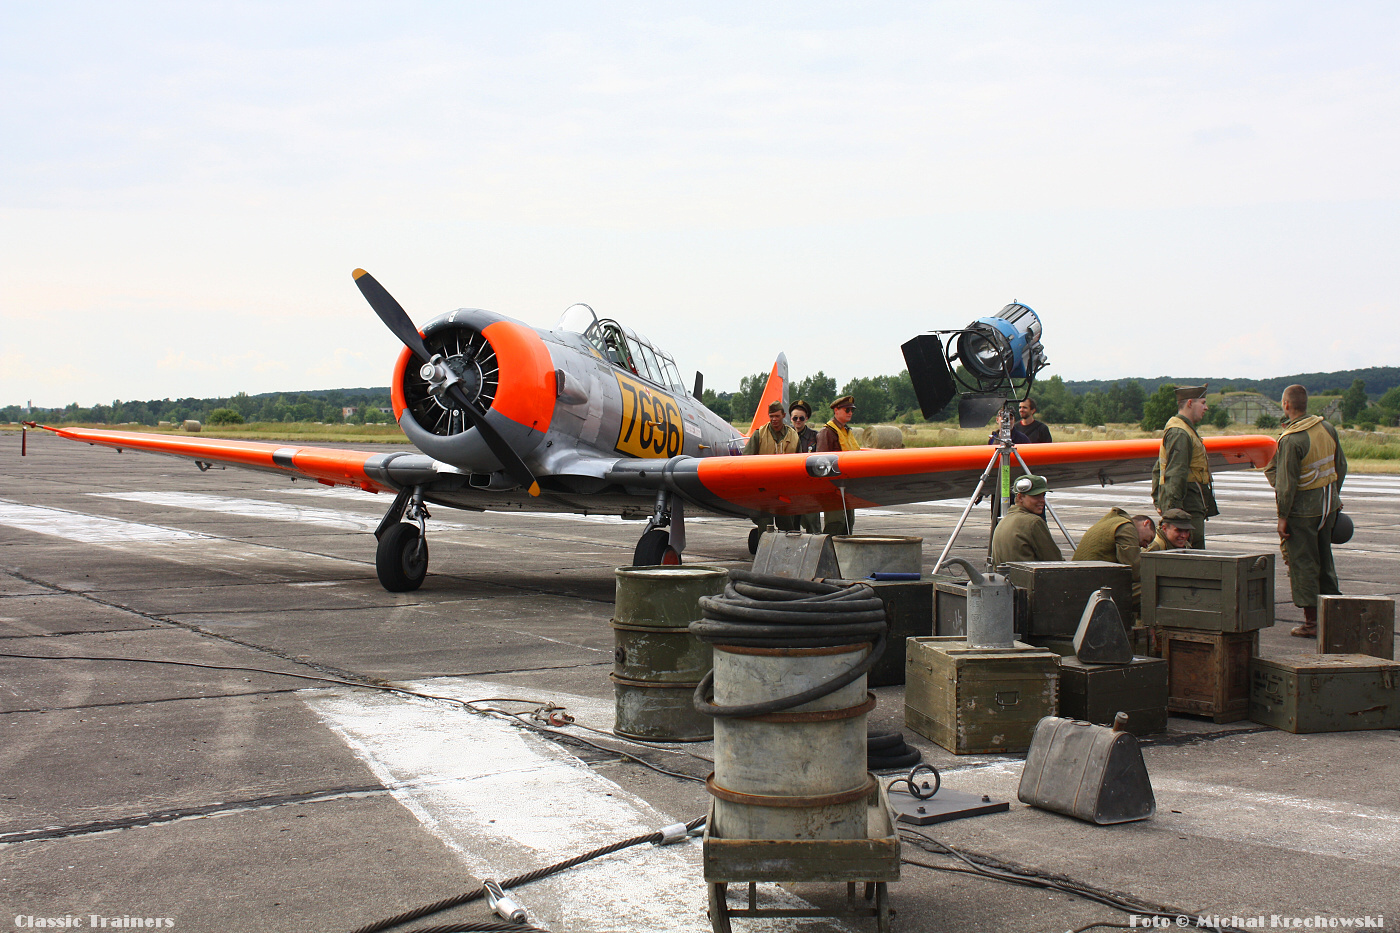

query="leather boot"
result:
[1290,606,1318,638]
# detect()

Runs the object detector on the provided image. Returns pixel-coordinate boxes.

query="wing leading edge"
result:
[27,424,441,492]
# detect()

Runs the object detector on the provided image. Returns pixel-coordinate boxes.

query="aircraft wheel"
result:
[747,526,764,555]
[633,528,679,567]
[377,522,428,592]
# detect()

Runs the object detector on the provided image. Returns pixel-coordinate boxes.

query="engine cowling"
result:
[391,309,557,474]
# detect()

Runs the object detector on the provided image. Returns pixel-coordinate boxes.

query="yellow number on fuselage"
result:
[615,371,684,459]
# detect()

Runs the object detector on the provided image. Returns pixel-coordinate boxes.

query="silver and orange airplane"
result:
[28,271,1276,591]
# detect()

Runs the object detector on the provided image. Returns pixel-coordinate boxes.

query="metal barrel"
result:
[610,565,727,742]
[710,642,873,840]
[830,535,924,579]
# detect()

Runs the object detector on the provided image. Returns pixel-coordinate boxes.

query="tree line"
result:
[9,374,1400,432]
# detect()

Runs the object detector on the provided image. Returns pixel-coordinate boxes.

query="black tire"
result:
[377,522,428,592]
[747,526,764,555]
[633,528,677,567]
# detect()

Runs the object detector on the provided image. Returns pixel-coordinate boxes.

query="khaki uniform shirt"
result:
[1073,507,1143,583]
[743,422,800,456]
[1154,415,1218,518]
[991,504,1063,567]
[1265,415,1346,518]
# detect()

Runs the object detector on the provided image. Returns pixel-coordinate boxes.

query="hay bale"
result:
[862,425,906,449]
[183,420,202,432]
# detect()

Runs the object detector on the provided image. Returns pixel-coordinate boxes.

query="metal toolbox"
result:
[1000,561,1133,637]
[1141,550,1274,632]
[864,579,934,687]
[1250,654,1400,733]
[1158,628,1258,723]
[1056,656,1169,736]
[904,636,1059,754]
[1318,596,1395,659]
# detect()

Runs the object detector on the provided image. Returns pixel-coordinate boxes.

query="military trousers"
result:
[797,512,822,534]
[1281,509,1341,609]
[1185,509,1207,550]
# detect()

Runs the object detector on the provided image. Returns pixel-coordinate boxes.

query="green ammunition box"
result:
[1250,654,1400,733]
[1158,627,1258,723]
[1000,561,1133,638]
[904,636,1059,755]
[1317,596,1395,660]
[1141,551,1274,633]
[1056,656,1169,736]
[864,579,934,687]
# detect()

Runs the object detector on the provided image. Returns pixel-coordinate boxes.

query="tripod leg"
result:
[1009,445,1078,551]
[934,447,1002,571]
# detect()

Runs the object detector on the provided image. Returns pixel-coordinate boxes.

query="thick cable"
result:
[349,816,705,933]
[690,571,888,718]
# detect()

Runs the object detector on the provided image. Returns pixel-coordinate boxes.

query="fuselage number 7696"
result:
[613,371,685,459]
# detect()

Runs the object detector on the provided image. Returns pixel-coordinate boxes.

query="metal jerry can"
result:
[1017,714,1156,824]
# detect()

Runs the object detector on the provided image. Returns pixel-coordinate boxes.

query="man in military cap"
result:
[1146,509,1194,551]
[744,401,801,534]
[815,395,861,535]
[991,474,1063,567]
[1153,384,1216,548]
[1072,508,1155,611]
[1266,384,1346,638]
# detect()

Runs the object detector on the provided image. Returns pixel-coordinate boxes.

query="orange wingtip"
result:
[352,268,368,279]
[528,481,541,497]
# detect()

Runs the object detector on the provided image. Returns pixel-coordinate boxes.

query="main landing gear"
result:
[633,490,684,567]
[376,487,430,592]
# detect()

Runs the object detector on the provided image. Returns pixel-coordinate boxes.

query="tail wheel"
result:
[634,528,680,567]
[377,522,428,592]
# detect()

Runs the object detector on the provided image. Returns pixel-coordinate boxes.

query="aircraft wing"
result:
[610,436,1278,517]
[26,424,442,492]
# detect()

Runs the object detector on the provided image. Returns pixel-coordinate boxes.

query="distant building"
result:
[342,407,358,419]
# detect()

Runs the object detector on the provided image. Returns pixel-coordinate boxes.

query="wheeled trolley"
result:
[702,779,900,933]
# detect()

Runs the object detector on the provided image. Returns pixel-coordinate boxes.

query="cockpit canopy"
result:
[557,303,689,395]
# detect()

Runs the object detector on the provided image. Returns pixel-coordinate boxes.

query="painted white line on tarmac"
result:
[0,498,206,544]
[92,491,383,532]
[303,678,839,933]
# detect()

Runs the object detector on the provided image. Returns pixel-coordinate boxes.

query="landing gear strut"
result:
[633,489,684,566]
[376,486,430,591]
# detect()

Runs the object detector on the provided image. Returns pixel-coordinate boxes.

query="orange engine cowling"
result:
[391,309,557,473]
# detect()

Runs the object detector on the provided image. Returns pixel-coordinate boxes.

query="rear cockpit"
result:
[557,303,690,396]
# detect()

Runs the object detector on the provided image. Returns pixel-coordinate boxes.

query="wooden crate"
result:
[1141,551,1274,633]
[864,579,933,687]
[1057,656,1168,736]
[1250,654,1400,733]
[1318,596,1395,660]
[1001,561,1133,637]
[904,636,1058,754]
[1158,628,1258,723]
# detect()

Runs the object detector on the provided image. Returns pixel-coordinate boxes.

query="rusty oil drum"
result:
[611,565,728,742]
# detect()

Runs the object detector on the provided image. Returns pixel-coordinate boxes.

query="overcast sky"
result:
[3,2,1397,408]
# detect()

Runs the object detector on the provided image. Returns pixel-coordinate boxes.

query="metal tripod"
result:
[933,403,1077,571]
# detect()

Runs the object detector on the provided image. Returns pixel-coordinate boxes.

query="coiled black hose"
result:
[690,570,887,718]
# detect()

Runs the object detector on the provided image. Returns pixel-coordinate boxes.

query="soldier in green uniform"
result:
[1153,384,1216,548]
[743,401,800,534]
[1265,384,1346,638]
[990,474,1062,567]
[1072,507,1156,612]
[1146,509,1194,551]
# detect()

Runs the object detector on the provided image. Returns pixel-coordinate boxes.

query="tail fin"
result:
[745,353,789,436]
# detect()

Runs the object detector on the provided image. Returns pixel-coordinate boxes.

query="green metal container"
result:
[611,565,727,742]
[1057,656,1168,736]
[1249,654,1400,733]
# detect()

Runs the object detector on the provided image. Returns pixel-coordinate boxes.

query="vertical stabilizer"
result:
[745,353,789,436]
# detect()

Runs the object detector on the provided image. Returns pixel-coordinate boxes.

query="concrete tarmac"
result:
[2,430,1397,933]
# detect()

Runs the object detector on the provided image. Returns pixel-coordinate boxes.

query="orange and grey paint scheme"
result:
[31,268,1276,590]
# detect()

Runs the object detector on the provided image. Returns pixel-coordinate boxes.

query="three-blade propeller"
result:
[353,269,540,497]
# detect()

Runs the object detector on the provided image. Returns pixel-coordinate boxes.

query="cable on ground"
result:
[348,816,705,933]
